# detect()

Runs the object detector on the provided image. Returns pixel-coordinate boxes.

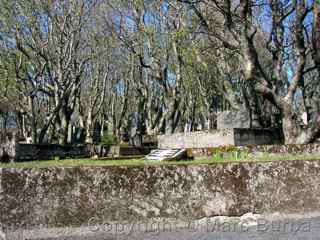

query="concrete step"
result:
[145,149,186,161]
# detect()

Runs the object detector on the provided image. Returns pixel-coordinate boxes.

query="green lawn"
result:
[1,153,320,168]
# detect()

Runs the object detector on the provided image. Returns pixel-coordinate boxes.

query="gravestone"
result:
[92,122,101,143]
[301,112,308,125]
[73,127,85,144]
[129,112,143,147]
[0,131,16,163]
[217,109,251,129]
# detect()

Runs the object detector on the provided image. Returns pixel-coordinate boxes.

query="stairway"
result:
[145,149,186,161]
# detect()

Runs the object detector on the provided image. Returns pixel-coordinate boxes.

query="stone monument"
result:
[217,109,251,129]
[0,131,16,163]
[158,108,281,149]
[129,112,143,147]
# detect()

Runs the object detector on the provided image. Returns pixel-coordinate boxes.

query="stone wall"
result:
[234,128,282,146]
[158,129,281,149]
[15,144,154,161]
[158,130,235,149]
[0,131,91,162]
[2,141,154,161]
[14,144,90,161]
[1,160,320,230]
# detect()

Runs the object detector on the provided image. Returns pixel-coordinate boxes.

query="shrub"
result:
[211,146,249,161]
[101,133,119,145]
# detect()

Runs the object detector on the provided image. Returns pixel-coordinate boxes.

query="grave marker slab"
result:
[145,149,186,161]
[217,110,251,129]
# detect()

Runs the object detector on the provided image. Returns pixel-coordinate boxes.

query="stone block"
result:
[158,129,281,149]
[158,130,235,149]
[217,110,251,129]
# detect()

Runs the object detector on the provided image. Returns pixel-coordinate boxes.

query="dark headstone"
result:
[0,131,16,163]
[92,122,101,143]
[129,112,143,147]
[73,127,85,144]
[217,109,251,129]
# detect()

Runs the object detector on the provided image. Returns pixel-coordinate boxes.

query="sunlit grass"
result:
[1,153,320,168]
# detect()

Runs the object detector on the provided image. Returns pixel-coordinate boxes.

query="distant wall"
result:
[1,140,154,162]
[15,144,90,161]
[0,131,90,162]
[158,129,281,149]
[1,159,320,230]
[234,128,282,146]
[158,130,235,149]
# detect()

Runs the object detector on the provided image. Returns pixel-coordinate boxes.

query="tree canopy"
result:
[0,0,319,144]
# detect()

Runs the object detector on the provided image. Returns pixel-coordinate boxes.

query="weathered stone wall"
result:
[14,144,90,161]
[1,132,92,162]
[1,160,320,230]
[158,129,281,149]
[158,130,235,149]
[234,128,282,146]
[2,141,154,161]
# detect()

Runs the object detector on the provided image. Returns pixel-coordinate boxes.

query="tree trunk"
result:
[59,116,69,145]
[85,111,93,144]
[282,102,320,144]
[165,89,180,134]
[282,104,301,144]
[28,96,37,143]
